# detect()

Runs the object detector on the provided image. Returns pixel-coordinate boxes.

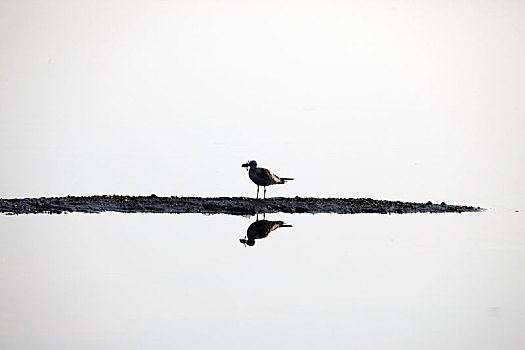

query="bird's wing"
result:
[256,167,274,182]
[271,174,283,184]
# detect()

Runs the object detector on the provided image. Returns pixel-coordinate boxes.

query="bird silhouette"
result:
[240,216,292,247]
[241,160,293,199]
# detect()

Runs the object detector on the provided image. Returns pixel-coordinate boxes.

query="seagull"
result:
[241,160,293,199]
[240,218,292,246]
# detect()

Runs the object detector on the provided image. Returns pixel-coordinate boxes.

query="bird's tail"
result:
[272,176,294,185]
[275,221,293,228]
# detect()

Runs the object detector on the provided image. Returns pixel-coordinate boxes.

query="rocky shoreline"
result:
[0,195,483,215]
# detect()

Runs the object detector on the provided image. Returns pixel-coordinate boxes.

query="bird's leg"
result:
[256,185,259,199]
[264,186,266,199]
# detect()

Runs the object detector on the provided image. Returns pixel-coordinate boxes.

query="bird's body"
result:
[248,166,285,186]
[242,160,293,198]
[240,219,293,246]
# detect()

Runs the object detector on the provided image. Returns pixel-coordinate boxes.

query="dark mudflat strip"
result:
[0,195,482,215]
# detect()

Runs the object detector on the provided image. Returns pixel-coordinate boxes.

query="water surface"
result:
[1,211,523,349]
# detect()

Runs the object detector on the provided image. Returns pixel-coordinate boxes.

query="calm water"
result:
[1,210,524,349]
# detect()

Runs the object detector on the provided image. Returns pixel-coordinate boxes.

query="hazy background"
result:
[1,2,525,349]
[1,0,524,208]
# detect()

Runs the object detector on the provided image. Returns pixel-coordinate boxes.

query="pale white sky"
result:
[0,0,524,208]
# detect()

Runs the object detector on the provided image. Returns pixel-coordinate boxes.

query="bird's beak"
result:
[241,163,249,168]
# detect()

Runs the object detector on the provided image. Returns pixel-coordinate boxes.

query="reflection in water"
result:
[240,214,292,246]
[1,213,524,349]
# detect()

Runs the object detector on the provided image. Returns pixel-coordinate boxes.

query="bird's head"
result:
[241,160,257,168]
[239,237,255,247]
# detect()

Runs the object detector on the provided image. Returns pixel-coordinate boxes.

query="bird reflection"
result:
[240,214,292,247]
